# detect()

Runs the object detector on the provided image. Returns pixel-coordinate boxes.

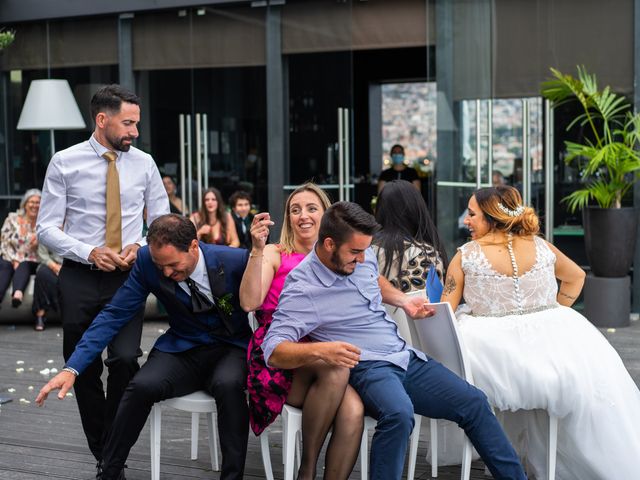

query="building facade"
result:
[1,0,639,304]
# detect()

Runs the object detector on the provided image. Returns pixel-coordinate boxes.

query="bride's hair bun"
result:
[474,185,539,236]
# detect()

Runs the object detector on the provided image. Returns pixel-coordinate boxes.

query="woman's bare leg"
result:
[287,362,350,480]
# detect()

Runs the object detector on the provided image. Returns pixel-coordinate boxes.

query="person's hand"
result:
[49,262,62,275]
[35,370,76,406]
[88,247,129,272]
[119,243,140,270]
[29,235,38,249]
[250,212,274,250]
[318,341,361,368]
[402,296,435,319]
[197,224,212,239]
[11,260,19,271]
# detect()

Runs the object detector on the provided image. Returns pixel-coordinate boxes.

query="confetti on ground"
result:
[607,328,616,333]
[158,329,165,333]
[46,359,54,364]
[56,333,61,337]
[65,392,73,397]
[39,368,50,375]
[7,388,15,393]
[28,368,33,371]
[28,386,34,391]
[16,360,24,365]
[50,368,58,373]
[16,368,24,373]
[143,351,148,355]
[19,398,30,404]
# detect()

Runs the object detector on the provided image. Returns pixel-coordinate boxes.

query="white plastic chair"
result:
[385,293,474,480]
[259,403,422,480]
[150,390,220,480]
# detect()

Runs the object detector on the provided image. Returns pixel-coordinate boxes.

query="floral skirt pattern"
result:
[247,310,293,436]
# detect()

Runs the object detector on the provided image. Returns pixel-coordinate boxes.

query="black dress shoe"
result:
[11,297,22,308]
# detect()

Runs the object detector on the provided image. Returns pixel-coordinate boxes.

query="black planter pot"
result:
[583,207,639,277]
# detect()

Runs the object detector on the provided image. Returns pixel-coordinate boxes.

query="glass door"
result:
[283,1,354,204]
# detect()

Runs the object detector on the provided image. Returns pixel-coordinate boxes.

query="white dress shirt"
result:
[37,135,170,263]
[178,247,214,302]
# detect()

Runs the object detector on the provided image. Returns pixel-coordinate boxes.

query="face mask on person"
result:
[391,153,405,165]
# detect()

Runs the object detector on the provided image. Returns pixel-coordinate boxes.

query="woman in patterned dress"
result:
[240,183,364,480]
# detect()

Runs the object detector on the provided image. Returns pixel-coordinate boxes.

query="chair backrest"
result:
[414,302,474,384]
[385,292,474,384]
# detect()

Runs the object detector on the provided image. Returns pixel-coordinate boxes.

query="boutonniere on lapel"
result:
[217,293,234,316]
[209,263,234,320]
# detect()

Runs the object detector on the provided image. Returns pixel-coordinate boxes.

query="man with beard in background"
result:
[37,84,169,479]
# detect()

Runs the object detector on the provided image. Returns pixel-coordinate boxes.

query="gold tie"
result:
[103,151,122,252]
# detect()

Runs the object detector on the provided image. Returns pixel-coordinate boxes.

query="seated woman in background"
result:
[443,185,640,479]
[32,243,62,331]
[162,175,184,214]
[240,183,364,480]
[373,179,447,293]
[0,189,41,309]
[189,187,240,247]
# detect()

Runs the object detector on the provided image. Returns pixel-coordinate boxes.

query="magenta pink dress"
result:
[247,250,305,435]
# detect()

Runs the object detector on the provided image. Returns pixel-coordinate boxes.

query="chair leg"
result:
[547,415,558,480]
[283,419,298,480]
[190,412,200,460]
[360,427,369,480]
[461,437,473,480]
[430,418,438,478]
[407,415,421,480]
[150,405,162,480]
[207,412,220,471]
[260,431,275,480]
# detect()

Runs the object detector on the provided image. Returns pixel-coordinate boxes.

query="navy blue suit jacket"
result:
[66,242,250,374]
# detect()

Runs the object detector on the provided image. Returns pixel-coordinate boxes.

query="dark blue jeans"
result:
[349,353,526,480]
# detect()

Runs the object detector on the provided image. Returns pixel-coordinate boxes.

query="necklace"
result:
[505,233,524,314]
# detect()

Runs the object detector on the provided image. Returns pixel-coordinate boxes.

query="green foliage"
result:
[0,29,15,50]
[541,66,640,211]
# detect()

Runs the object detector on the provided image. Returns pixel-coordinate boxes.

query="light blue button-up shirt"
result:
[262,247,427,370]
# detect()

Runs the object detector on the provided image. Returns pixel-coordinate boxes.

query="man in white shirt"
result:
[37,84,169,479]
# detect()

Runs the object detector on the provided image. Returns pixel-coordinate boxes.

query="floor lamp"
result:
[16,79,86,155]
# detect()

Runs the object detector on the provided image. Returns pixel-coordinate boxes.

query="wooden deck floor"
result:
[1,316,639,479]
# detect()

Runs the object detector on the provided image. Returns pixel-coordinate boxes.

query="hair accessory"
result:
[497,202,525,217]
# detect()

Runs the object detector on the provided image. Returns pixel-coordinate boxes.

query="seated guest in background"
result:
[36,214,252,480]
[262,201,526,480]
[373,180,447,293]
[0,189,41,308]
[229,190,254,250]
[190,187,240,247]
[377,144,420,193]
[443,185,640,479]
[32,243,63,331]
[162,175,184,214]
[241,183,364,480]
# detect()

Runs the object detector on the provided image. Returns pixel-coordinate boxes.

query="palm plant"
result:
[541,66,640,211]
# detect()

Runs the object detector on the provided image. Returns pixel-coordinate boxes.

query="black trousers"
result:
[33,265,59,315]
[0,259,38,300]
[0,258,12,300]
[59,263,144,462]
[101,344,249,480]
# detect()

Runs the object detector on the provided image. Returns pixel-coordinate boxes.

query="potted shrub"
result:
[541,66,640,277]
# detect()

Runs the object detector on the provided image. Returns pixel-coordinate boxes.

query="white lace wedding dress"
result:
[456,237,640,480]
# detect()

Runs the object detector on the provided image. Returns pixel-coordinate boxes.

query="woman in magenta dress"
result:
[240,183,364,480]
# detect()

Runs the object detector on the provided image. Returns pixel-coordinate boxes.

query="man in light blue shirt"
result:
[262,202,526,480]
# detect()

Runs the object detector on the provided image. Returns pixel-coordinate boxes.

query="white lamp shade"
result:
[17,79,86,130]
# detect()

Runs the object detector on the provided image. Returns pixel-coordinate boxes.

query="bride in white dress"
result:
[442,185,640,480]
